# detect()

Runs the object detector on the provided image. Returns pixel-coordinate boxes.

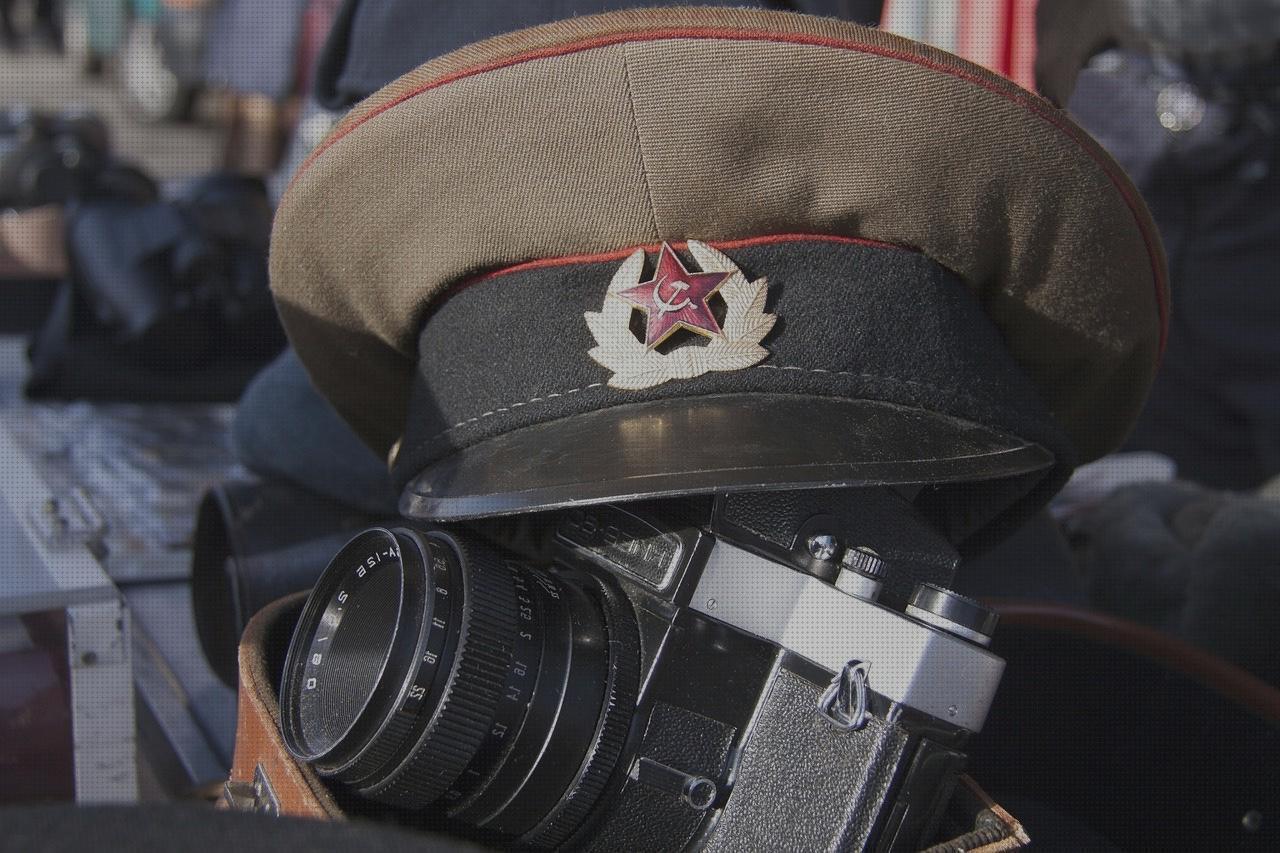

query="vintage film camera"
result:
[277,485,1006,851]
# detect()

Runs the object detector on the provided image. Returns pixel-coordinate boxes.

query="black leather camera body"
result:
[277,487,1005,852]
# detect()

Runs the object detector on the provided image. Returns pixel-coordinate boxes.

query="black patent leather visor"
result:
[400,394,1053,521]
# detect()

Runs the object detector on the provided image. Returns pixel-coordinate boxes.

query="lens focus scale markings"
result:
[522,575,640,850]
[443,564,547,811]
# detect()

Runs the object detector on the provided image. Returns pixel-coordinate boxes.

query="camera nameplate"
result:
[690,542,1004,733]
[555,504,689,592]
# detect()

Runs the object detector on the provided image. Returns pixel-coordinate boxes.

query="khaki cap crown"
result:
[271,6,1167,466]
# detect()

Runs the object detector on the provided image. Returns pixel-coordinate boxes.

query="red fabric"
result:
[954,0,1038,89]
[466,233,913,285]
[294,0,343,98]
[990,600,1280,723]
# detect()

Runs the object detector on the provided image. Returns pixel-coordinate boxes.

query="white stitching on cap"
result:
[754,363,954,394]
[428,382,608,440]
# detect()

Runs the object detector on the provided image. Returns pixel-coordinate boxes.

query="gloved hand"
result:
[1067,481,1280,685]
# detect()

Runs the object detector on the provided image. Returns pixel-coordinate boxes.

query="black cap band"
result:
[395,237,1076,550]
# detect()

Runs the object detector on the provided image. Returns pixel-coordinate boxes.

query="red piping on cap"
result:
[455,232,915,292]
[290,26,1168,355]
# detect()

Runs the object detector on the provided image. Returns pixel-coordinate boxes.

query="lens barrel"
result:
[280,526,639,848]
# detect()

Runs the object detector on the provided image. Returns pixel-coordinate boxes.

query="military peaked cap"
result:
[271,6,1167,549]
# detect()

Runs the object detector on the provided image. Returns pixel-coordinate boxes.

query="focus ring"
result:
[334,684,418,783]
[523,575,641,850]
[362,533,517,808]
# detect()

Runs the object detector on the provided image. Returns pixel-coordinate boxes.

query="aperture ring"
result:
[522,572,641,850]
[362,531,517,809]
[331,533,459,784]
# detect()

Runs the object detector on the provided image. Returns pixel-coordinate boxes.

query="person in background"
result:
[0,0,61,50]
[1042,0,1280,492]
[312,0,883,109]
[1032,0,1280,688]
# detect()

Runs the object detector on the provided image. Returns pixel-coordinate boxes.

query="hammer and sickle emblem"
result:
[653,279,693,314]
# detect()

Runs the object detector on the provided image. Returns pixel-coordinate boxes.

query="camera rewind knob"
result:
[906,584,998,646]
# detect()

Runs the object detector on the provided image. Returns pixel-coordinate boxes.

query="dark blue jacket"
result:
[314,0,883,108]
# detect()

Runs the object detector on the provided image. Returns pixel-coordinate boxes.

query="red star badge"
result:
[616,243,730,348]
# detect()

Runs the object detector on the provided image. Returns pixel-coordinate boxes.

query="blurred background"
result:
[0,1,1277,850]
[1,0,338,175]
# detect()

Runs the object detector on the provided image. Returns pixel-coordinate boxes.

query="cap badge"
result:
[585,241,775,390]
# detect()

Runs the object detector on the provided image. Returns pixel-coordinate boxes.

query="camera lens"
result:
[293,532,402,757]
[280,526,639,848]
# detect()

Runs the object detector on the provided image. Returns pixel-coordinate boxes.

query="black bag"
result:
[191,479,382,686]
[0,106,157,210]
[25,172,286,402]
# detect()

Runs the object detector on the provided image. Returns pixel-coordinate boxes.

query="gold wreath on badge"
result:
[584,240,776,390]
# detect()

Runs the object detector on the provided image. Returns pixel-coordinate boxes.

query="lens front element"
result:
[283,528,414,763]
